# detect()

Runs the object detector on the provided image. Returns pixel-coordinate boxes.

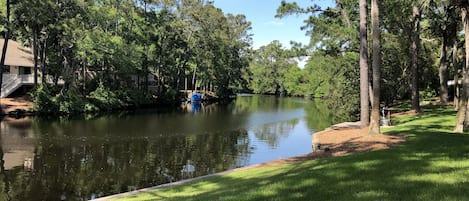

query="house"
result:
[0,39,36,98]
[0,39,159,98]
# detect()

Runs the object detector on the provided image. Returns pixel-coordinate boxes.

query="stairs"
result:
[1,74,64,98]
[1,74,32,98]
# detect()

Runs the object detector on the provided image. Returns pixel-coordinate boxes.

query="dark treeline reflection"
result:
[0,111,251,201]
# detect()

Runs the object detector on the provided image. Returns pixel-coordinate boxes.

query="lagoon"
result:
[0,95,338,201]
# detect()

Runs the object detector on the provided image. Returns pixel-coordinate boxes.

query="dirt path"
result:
[0,97,33,115]
[252,122,406,168]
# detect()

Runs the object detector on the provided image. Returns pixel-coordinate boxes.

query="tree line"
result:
[245,0,469,133]
[0,0,252,114]
[3,0,469,134]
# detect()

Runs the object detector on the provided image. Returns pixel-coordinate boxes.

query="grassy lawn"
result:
[114,105,469,201]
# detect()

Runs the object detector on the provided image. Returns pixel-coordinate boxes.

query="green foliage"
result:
[13,0,447,118]
[248,41,297,95]
[13,0,252,114]
[246,40,360,120]
[283,65,308,96]
[419,87,437,100]
[33,86,86,114]
[305,52,360,120]
[84,102,100,113]
[379,3,439,105]
[32,83,158,115]
[124,90,155,106]
[56,90,86,115]
[88,82,126,111]
[32,85,59,114]
[254,0,444,119]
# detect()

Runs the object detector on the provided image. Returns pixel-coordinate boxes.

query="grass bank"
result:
[112,105,469,201]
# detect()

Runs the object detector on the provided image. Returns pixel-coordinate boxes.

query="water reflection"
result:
[0,95,341,200]
[1,117,250,201]
[251,119,299,148]
[1,118,35,170]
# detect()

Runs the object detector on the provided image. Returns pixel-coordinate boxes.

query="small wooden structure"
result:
[181,90,218,103]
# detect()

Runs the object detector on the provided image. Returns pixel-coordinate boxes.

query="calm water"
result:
[0,95,337,201]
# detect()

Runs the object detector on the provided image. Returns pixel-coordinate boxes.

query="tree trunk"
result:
[411,1,421,112]
[192,64,197,92]
[144,47,149,92]
[176,67,181,90]
[40,38,47,85]
[83,57,86,94]
[33,28,38,87]
[369,0,381,135]
[454,40,460,110]
[143,2,149,93]
[439,34,449,104]
[137,74,140,89]
[455,3,469,133]
[336,0,351,28]
[455,68,468,133]
[369,82,373,105]
[185,76,188,92]
[359,0,369,128]
[0,0,10,98]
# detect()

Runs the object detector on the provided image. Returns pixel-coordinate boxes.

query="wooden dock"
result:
[180,90,218,102]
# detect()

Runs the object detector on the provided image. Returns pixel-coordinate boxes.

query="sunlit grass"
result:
[113,105,469,201]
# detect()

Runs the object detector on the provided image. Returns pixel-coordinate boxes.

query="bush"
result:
[84,103,100,113]
[32,82,163,115]
[32,85,89,114]
[156,88,180,105]
[88,82,126,111]
[125,90,155,106]
[32,85,59,114]
[56,90,86,114]
[419,87,437,100]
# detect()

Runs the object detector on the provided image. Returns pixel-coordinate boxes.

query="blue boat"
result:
[191,93,202,103]
[191,102,202,112]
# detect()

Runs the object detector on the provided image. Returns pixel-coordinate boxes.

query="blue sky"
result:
[213,0,334,49]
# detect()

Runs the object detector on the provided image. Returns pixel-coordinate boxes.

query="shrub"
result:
[88,82,126,111]
[32,85,59,114]
[56,90,86,114]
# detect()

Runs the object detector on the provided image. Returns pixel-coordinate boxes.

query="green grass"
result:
[113,105,469,201]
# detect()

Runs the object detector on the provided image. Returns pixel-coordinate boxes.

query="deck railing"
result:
[1,74,64,98]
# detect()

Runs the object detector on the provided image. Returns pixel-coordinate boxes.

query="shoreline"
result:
[91,122,406,201]
[0,96,225,117]
[0,97,34,116]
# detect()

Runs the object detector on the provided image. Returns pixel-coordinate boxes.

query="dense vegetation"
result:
[1,0,469,131]
[0,0,252,114]
[249,0,443,122]
[244,0,469,128]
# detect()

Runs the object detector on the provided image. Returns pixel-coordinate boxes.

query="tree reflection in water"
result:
[252,119,299,148]
[0,116,250,201]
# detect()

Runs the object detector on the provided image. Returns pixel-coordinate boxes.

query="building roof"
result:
[0,39,34,67]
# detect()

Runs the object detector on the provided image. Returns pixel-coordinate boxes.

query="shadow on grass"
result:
[121,106,469,201]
